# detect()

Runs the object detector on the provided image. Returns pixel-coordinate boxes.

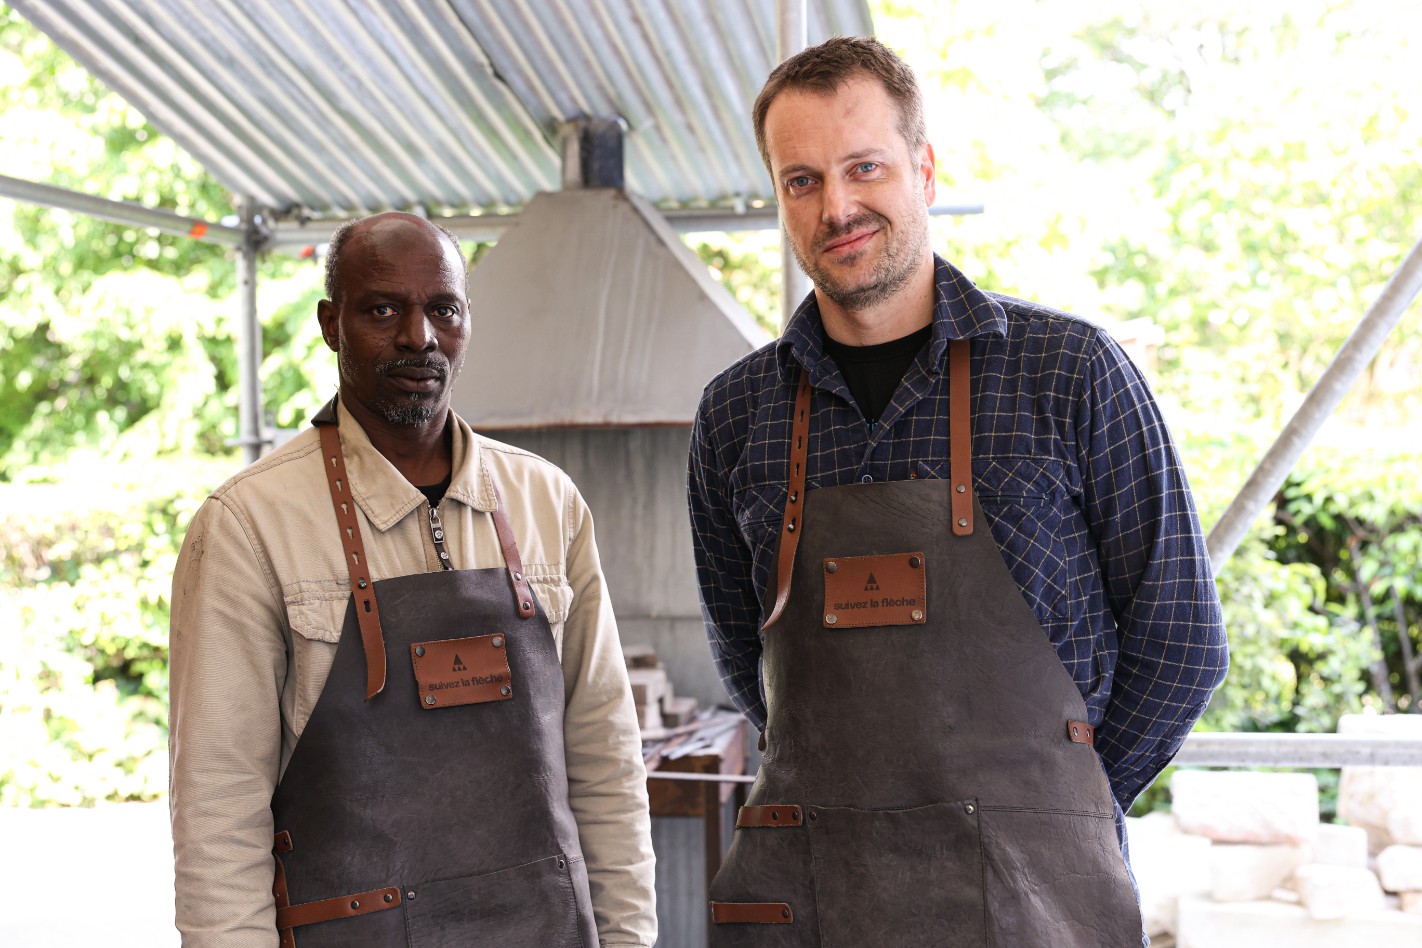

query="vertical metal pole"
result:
[777,0,811,332]
[236,195,265,465]
[1206,231,1422,571]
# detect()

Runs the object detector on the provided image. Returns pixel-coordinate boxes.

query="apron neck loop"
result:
[948,338,975,536]
[315,418,388,701]
[488,480,537,620]
[761,371,813,631]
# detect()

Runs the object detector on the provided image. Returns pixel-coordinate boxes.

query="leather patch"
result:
[821,553,927,629]
[1067,720,1095,745]
[710,901,794,924]
[410,634,513,710]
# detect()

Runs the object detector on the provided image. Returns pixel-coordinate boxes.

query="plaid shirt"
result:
[687,255,1228,812]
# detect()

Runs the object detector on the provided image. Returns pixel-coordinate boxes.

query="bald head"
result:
[324,212,465,304]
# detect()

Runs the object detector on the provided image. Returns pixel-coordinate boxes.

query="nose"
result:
[820,175,857,226]
[394,308,436,352]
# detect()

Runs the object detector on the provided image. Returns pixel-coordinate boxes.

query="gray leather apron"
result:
[708,341,1143,947]
[268,402,597,947]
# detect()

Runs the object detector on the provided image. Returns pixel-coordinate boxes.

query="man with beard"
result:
[688,37,1228,946]
[169,212,656,947]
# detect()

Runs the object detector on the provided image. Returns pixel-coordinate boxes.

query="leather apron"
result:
[708,342,1143,947]
[268,402,598,947]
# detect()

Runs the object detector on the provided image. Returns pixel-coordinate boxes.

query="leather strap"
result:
[711,901,794,924]
[1067,719,1095,745]
[948,338,974,536]
[736,804,803,828]
[761,372,812,631]
[316,419,386,700]
[276,886,402,929]
[489,480,536,620]
[271,833,295,948]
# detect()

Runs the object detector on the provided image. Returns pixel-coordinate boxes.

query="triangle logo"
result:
[864,573,880,591]
[452,654,468,672]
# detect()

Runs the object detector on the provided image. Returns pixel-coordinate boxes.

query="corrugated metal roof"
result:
[13,0,872,218]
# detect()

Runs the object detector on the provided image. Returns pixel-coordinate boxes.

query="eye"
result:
[854,161,879,174]
[786,175,814,191]
[431,303,461,320]
[371,304,397,318]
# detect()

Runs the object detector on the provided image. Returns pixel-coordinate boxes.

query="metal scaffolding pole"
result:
[1206,232,1422,571]
[776,0,811,331]
[0,173,245,246]
[235,196,266,465]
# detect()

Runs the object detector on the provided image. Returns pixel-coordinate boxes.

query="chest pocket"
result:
[965,457,1071,623]
[732,482,788,611]
[284,582,349,737]
[527,574,573,658]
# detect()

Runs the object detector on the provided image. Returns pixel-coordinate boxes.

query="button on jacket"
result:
[688,255,1229,818]
[170,399,656,947]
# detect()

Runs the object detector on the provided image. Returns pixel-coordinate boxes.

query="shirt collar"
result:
[775,253,1006,383]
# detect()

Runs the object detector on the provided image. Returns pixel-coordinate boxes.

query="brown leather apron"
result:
[708,342,1143,947]
[268,403,597,947]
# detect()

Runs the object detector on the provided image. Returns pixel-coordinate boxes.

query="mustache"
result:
[812,212,888,254]
[377,358,449,379]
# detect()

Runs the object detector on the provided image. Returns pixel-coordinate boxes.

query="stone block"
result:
[627,666,668,706]
[1377,845,1422,893]
[1293,863,1384,920]
[1127,812,1212,936]
[1176,895,1422,947]
[1171,770,1319,844]
[1209,843,1309,901]
[1310,821,1369,868]
[1337,713,1422,851]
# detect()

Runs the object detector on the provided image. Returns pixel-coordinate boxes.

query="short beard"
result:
[338,353,449,428]
[791,210,929,312]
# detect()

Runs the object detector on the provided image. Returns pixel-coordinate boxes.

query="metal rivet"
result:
[965,803,976,814]
[500,685,511,696]
[791,808,800,820]
[770,810,779,820]
[425,695,436,706]
[357,579,368,589]
[782,908,791,919]
[911,609,924,622]
[514,571,522,581]
[415,645,425,657]
[383,893,393,903]
[350,900,360,909]
[789,491,798,503]
[957,517,968,528]
[1072,725,1079,735]
[407,890,416,900]
[955,483,966,493]
[909,555,921,568]
[808,810,818,821]
[786,520,796,532]
[521,600,532,611]
[558,858,567,869]
[825,561,837,573]
[825,614,837,625]
[492,635,504,648]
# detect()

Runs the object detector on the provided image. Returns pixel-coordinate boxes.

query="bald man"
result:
[169,213,656,948]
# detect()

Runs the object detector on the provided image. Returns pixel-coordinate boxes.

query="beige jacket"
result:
[169,400,656,947]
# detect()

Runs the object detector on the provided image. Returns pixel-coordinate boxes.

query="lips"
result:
[814,213,888,258]
[380,360,447,393]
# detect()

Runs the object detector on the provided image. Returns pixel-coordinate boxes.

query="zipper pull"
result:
[428,505,453,571]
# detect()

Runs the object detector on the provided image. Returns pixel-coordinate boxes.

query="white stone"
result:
[1377,845,1422,892]
[1127,811,1212,937]
[1293,863,1385,920]
[1171,769,1319,844]
[1337,713,1422,850]
[1209,843,1310,902]
[1402,891,1422,915]
[1176,896,1422,947]
[1310,821,1369,868]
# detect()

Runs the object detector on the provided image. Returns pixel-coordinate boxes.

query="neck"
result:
[817,251,936,346]
[341,394,453,486]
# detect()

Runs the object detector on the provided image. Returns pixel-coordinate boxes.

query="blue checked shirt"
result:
[687,255,1228,813]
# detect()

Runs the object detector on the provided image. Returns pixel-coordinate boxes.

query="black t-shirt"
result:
[822,324,933,431]
[417,472,452,508]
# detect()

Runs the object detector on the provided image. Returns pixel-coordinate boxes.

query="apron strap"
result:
[760,371,812,631]
[760,338,976,629]
[316,415,388,701]
[948,338,974,536]
[489,480,537,620]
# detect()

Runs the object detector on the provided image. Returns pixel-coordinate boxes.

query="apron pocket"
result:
[806,801,986,948]
[709,803,817,947]
[403,852,594,948]
[977,805,1142,948]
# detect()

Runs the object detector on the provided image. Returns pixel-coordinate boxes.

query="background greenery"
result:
[2,0,1419,807]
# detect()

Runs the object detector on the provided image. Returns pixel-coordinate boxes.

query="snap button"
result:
[407,890,416,900]
[965,803,976,815]
[860,474,873,483]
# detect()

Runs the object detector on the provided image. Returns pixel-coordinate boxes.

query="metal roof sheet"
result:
[13,0,872,218]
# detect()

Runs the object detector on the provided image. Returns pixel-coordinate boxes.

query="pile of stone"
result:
[623,644,698,734]
[1130,714,1422,946]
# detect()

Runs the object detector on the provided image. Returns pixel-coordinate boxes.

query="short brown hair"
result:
[752,35,927,173]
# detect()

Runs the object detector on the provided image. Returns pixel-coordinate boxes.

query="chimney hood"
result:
[451,187,770,429]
